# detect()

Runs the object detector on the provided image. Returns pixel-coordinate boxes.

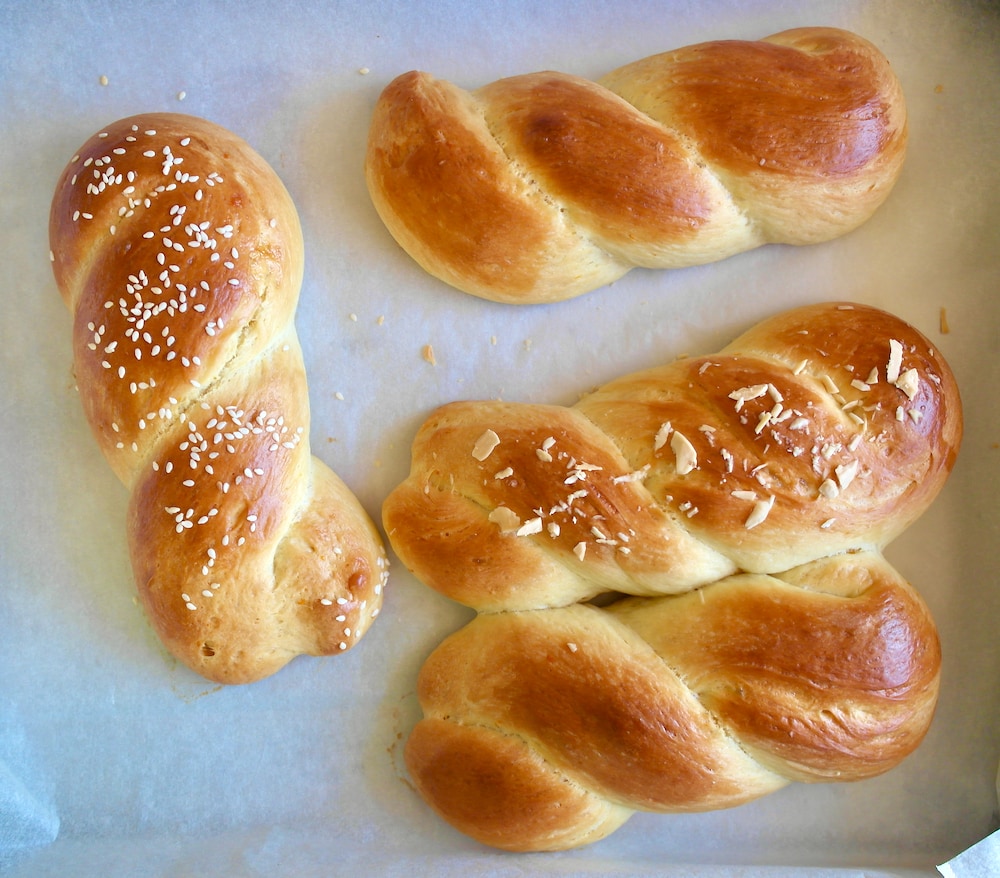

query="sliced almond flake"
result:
[865,367,879,384]
[542,436,556,451]
[729,384,769,411]
[886,339,904,383]
[820,518,836,529]
[850,379,871,392]
[670,430,697,474]
[821,374,839,394]
[487,506,520,534]
[895,368,920,400]
[767,384,784,404]
[908,409,923,424]
[536,448,553,462]
[516,517,543,537]
[653,421,672,451]
[744,495,774,530]
[789,416,809,431]
[612,464,650,485]
[754,411,772,434]
[547,522,561,537]
[721,448,734,472]
[820,443,841,460]
[494,466,514,479]
[835,459,859,490]
[566,642,579,653]
[793,359,809,375]
[472,429,500,461]
[731,490,758,501]
[818,479,840,499]
[573,541,587,561]
[896,405,906,421]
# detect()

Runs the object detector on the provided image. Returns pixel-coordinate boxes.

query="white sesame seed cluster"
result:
[50,113,387,684]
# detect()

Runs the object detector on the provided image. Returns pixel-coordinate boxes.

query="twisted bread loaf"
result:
[365,27,908,305]
[50,113,387,684]
[383,302,962,850]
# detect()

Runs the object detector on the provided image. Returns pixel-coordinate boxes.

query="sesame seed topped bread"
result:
[365,27,908,304]
[50,113,387,684]
[383,301,962,851]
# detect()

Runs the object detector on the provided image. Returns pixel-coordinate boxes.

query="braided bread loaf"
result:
[383,301,962,851]
[50,113,387,684]
[365,27,908,305]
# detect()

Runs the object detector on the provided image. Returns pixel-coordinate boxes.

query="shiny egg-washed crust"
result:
[50,113,387,684]
[384,301,962,851]
[365,27,908,304]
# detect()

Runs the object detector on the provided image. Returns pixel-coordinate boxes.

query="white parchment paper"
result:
[2,1,999,875]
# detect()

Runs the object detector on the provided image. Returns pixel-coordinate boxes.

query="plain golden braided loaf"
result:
[50,113,387,684]
[365,27,908,304]
[383,302,962,851]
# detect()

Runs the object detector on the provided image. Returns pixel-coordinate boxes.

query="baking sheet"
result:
[2,1,999,875]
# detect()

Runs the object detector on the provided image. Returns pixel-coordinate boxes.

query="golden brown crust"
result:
[51,113,387,684]
[365,27,907,303]
[386,302,960,850]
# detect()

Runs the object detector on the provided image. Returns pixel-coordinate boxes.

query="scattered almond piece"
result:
[488,506,520,534]
[472,429,500,461]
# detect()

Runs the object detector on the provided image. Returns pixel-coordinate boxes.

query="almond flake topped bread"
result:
[383,302,962,851]
[366,27,908,304]
[50,113,388,685]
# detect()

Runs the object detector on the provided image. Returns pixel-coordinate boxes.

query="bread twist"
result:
[365,27,907,305]
[383,302,962,850]
[50,113,387,684]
